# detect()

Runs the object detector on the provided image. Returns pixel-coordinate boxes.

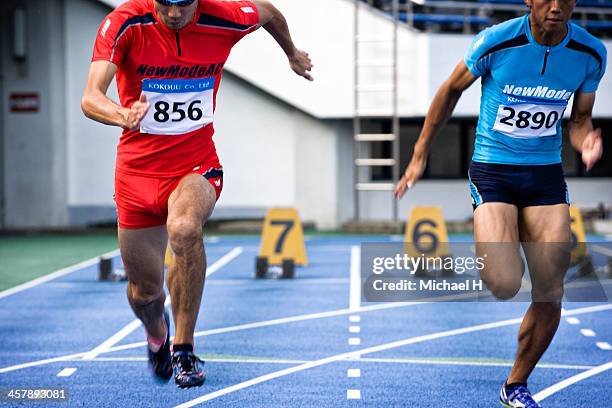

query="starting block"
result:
[98,254,127,281]
[256,208,307,279]
[165,245,174,267]
[404,207,454,277]
[569,205,595,277]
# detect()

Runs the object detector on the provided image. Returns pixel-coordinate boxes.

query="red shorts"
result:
[114,164,223,229]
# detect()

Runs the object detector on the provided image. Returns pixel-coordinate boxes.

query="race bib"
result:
[140,78,215,135]
[492,94,567,138]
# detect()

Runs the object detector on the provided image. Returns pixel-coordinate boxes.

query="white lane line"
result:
[355,357,594,370]
[348,246,362,396]
[206,247,244,277]
[98,290,498,355]
[349,246,361,311]
[81,247,243,360]
[566,317,580,325]
[57,368,77,377]
[53,356,594,371]
[534,360,612,402]
[596,342,612,351]
[4,302,611,376]
[347,368,361,378]
[349,315,361,323]
[86,357,308,364]
[69,301,434,357]
[0,351,90,374]
[173,304,612,407]
[81,320,144,361]
[0,249,121,300]
[580,329,597,337]
[346,389,361,400]
[591,244,612,257]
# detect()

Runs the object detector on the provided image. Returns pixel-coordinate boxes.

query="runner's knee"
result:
[480,259,524,300]
[127,280,165,307]
[531,283,564,303]
[482,272,522,300]
[167,216,203,255]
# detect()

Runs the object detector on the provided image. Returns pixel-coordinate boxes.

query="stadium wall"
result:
[1,0,611,229]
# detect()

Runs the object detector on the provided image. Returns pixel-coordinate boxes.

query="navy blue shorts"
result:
[468,161,569,211]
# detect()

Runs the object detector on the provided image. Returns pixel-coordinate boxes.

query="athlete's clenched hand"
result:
[394,154,427,200]
[123,93,150,130]
[582,128,603,171]
[289,49,314,81]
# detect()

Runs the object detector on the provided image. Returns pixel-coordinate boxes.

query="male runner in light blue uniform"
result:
[395,0,606,406]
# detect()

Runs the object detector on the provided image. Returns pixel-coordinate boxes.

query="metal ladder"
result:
[353,0,405,221]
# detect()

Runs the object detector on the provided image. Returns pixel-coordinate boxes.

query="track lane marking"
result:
[80,247,243,361]
[173,303,612,407]
[534,360,612,402]
[57,368,77,377]
[580,328,596,337]
[0,249,121,300]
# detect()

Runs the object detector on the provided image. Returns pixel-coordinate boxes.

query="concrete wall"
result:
[65,0,120,214]
[224,0,612,118]
[2,0,611,228]
[214,73,345,229]
[59,0,345,228]
[1,0,68,228]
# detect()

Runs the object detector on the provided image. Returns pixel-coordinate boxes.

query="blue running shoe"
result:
[500,383,542,408]
[147,309,173,382]
[172,351,206,388]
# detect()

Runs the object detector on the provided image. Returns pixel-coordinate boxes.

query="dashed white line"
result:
[348,338,361,346]
[565,317,580,325]
[347,368,361,378]
[349,246,361,311]
[580,329,597,337]
[171,303,612,407]
[596,342,612,351]
[348,246,362,400]
[57,368,77,377]
[347,389,361,400]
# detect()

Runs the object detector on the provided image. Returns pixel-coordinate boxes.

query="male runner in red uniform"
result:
[82,0,312,388]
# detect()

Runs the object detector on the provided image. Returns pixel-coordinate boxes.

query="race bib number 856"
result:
[140,78,215,135]
[493,94,567,138]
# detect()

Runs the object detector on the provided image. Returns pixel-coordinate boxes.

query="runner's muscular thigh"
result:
[474,203,523,297]
[519,204,570,243]
[519,204,570,301]
[118,225,167,291]
[168,174,217,229]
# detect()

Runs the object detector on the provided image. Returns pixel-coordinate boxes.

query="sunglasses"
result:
[155,0,196,6]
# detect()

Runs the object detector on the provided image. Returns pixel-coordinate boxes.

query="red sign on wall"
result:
[10,93,40,113]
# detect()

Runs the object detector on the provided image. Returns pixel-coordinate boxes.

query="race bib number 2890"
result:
[492,94,567,138]
[140,77,215,135]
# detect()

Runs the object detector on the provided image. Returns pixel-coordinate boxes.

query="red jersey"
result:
[92,0,259,177]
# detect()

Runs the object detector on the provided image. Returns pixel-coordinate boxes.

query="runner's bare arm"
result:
[395,61,477,199]
[252,0,313,81]
[568,91,602,171]
[81,60,149,130]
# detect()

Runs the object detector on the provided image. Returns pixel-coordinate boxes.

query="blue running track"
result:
[0,235,611,407]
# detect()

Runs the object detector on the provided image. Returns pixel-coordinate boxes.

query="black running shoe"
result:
[172,351,206,388]
[147,309,173,382]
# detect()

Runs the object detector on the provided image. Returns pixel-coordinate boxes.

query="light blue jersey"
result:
[464,14,607,165]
